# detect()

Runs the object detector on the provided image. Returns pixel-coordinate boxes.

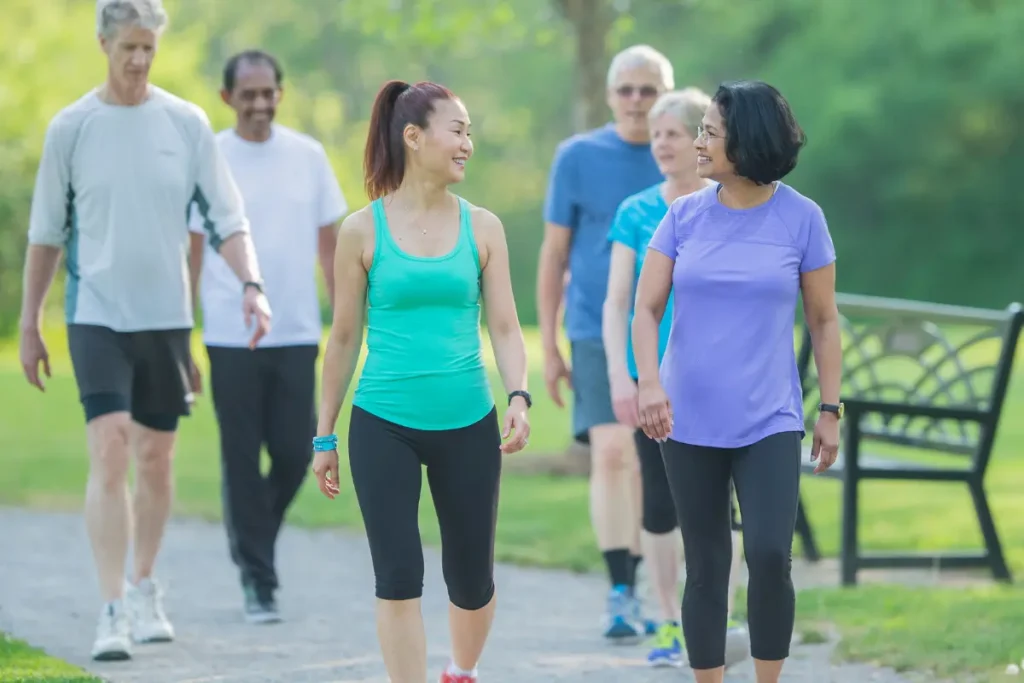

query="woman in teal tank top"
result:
[310,80,531,683]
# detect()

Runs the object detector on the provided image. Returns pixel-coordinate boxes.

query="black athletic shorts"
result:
[67,324,194,431]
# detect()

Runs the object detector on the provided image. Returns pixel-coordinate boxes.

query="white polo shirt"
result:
[190,124,347,348]
[28,86,249,332]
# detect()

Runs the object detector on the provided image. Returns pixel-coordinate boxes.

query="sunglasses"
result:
[615,84,659,99]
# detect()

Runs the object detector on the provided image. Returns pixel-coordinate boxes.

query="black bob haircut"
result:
[712,80,806,185]
[222,49,284,93]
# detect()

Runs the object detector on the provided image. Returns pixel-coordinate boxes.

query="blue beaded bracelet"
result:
[312,434,338,452]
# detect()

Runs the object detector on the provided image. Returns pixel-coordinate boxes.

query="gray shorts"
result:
[67,324,194,430]
[570,339,618,444]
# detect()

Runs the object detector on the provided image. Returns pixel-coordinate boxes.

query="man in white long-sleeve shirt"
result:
[17,0,272,662]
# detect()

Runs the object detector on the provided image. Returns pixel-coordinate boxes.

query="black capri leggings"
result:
[348,405,502,610]
[662,430,802,669]
[635,430,742,535]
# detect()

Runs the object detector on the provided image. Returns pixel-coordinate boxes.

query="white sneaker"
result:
[91,601,131,661]
[126,577,175,643]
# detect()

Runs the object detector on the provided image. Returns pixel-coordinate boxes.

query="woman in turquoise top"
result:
[603,88,748,669]
[310,79,530,683]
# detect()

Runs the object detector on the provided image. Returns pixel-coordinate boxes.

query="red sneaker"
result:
[439,671,477,683]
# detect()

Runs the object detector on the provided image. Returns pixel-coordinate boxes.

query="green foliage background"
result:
[1,0,1022,335]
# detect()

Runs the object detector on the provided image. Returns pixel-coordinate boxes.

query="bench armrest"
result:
[842,398,987,423]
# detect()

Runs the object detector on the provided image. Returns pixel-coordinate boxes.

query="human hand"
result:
[610,374,640,427]
[188,357,203,395]
[543,350,572,408]
[637,378,673,442]
[242,286,272,349]
[19,327,51,392]
[311,448,341,499]
[810,413,840,474]
[500,397,531,454]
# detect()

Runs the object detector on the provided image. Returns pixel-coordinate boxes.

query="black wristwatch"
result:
[243,280,264,295]
[508,390,532,408]
[819,402,844,419]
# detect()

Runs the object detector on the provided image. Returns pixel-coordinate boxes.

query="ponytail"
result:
[363,79,458,201]
[364,80,410,201]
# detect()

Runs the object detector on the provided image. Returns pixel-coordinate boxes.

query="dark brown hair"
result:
[363,79,456,201]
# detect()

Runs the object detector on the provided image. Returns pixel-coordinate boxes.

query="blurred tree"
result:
[554,0,615,131]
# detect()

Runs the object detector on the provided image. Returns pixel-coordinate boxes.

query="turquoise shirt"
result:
[607,183,672,380]
[352,196,494,430]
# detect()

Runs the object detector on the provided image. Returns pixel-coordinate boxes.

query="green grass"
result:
[0,633,101,683]
[1,325,1023,680]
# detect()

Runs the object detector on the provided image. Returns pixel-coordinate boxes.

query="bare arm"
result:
[602,243,638,387]
[20,245,62,333]
[188,231,204,314]
[801,263,842,405]
[318,222,340,312]
[536,223,571,357]
[315,211,370,438]
[478,209,528,397]
[478,208,530,452]
[22,114,71,333]
[631,250,674,385]
[215,232,262,285]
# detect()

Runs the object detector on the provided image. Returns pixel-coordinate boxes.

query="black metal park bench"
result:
[793,293,1023,586]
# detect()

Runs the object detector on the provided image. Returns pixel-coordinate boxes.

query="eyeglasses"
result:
[695,125,724,142]
[615,85,660,99]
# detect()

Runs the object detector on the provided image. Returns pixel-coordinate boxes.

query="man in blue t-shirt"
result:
[536,43,672,642]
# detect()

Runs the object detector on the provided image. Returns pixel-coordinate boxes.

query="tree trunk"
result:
[556,0,616,131]
[510,0,617,479]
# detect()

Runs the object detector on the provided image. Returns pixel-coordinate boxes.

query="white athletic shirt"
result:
[189,124,347,348]
[27,86,249,332]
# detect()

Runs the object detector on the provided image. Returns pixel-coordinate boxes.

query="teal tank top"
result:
[352,196,494,430]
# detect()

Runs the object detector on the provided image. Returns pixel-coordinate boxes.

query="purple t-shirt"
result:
[647,182,836,448]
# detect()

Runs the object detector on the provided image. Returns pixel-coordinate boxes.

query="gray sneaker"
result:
[243,584,282,625]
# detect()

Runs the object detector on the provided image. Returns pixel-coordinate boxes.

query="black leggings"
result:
[348,405,502,610]
[662,431,802,669]
[636,430,742,535]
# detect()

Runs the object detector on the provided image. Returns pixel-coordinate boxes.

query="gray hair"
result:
[606,44,675,90]
[648,88,712,137]
[96,0,168,39]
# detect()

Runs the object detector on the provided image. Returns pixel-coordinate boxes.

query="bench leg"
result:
[840,470,859,586]
[969,480,1012,582]
[794,495,821,562]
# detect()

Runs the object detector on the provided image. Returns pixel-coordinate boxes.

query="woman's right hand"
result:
[311,449,341,499]
[637,378,673,442]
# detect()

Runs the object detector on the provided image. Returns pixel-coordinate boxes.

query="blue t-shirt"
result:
[543,124,664,342]
[608,184,672,380]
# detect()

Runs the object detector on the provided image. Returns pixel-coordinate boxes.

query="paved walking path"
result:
[1,507,924,682]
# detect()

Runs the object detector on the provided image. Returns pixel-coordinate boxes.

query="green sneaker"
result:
[646,621,685,668]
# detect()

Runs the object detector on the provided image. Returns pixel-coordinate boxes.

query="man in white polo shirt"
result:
[18,0,271,662]
[188,49,347,624]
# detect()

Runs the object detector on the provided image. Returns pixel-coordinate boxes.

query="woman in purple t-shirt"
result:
[632,80,843,683]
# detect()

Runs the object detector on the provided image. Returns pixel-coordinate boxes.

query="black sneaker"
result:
[243,584,282,624]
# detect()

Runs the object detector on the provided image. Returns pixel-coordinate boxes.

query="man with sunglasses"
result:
[537,43,672,643]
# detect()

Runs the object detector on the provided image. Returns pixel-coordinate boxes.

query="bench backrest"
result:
[797,293,1023,470]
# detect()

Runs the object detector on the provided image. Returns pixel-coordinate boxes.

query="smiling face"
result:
[694,102,733,181]
[406,97,473,185]
[222,58,281,140]
[649,112,698,180]
[606,66,665,142]
[101,23,158,92]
